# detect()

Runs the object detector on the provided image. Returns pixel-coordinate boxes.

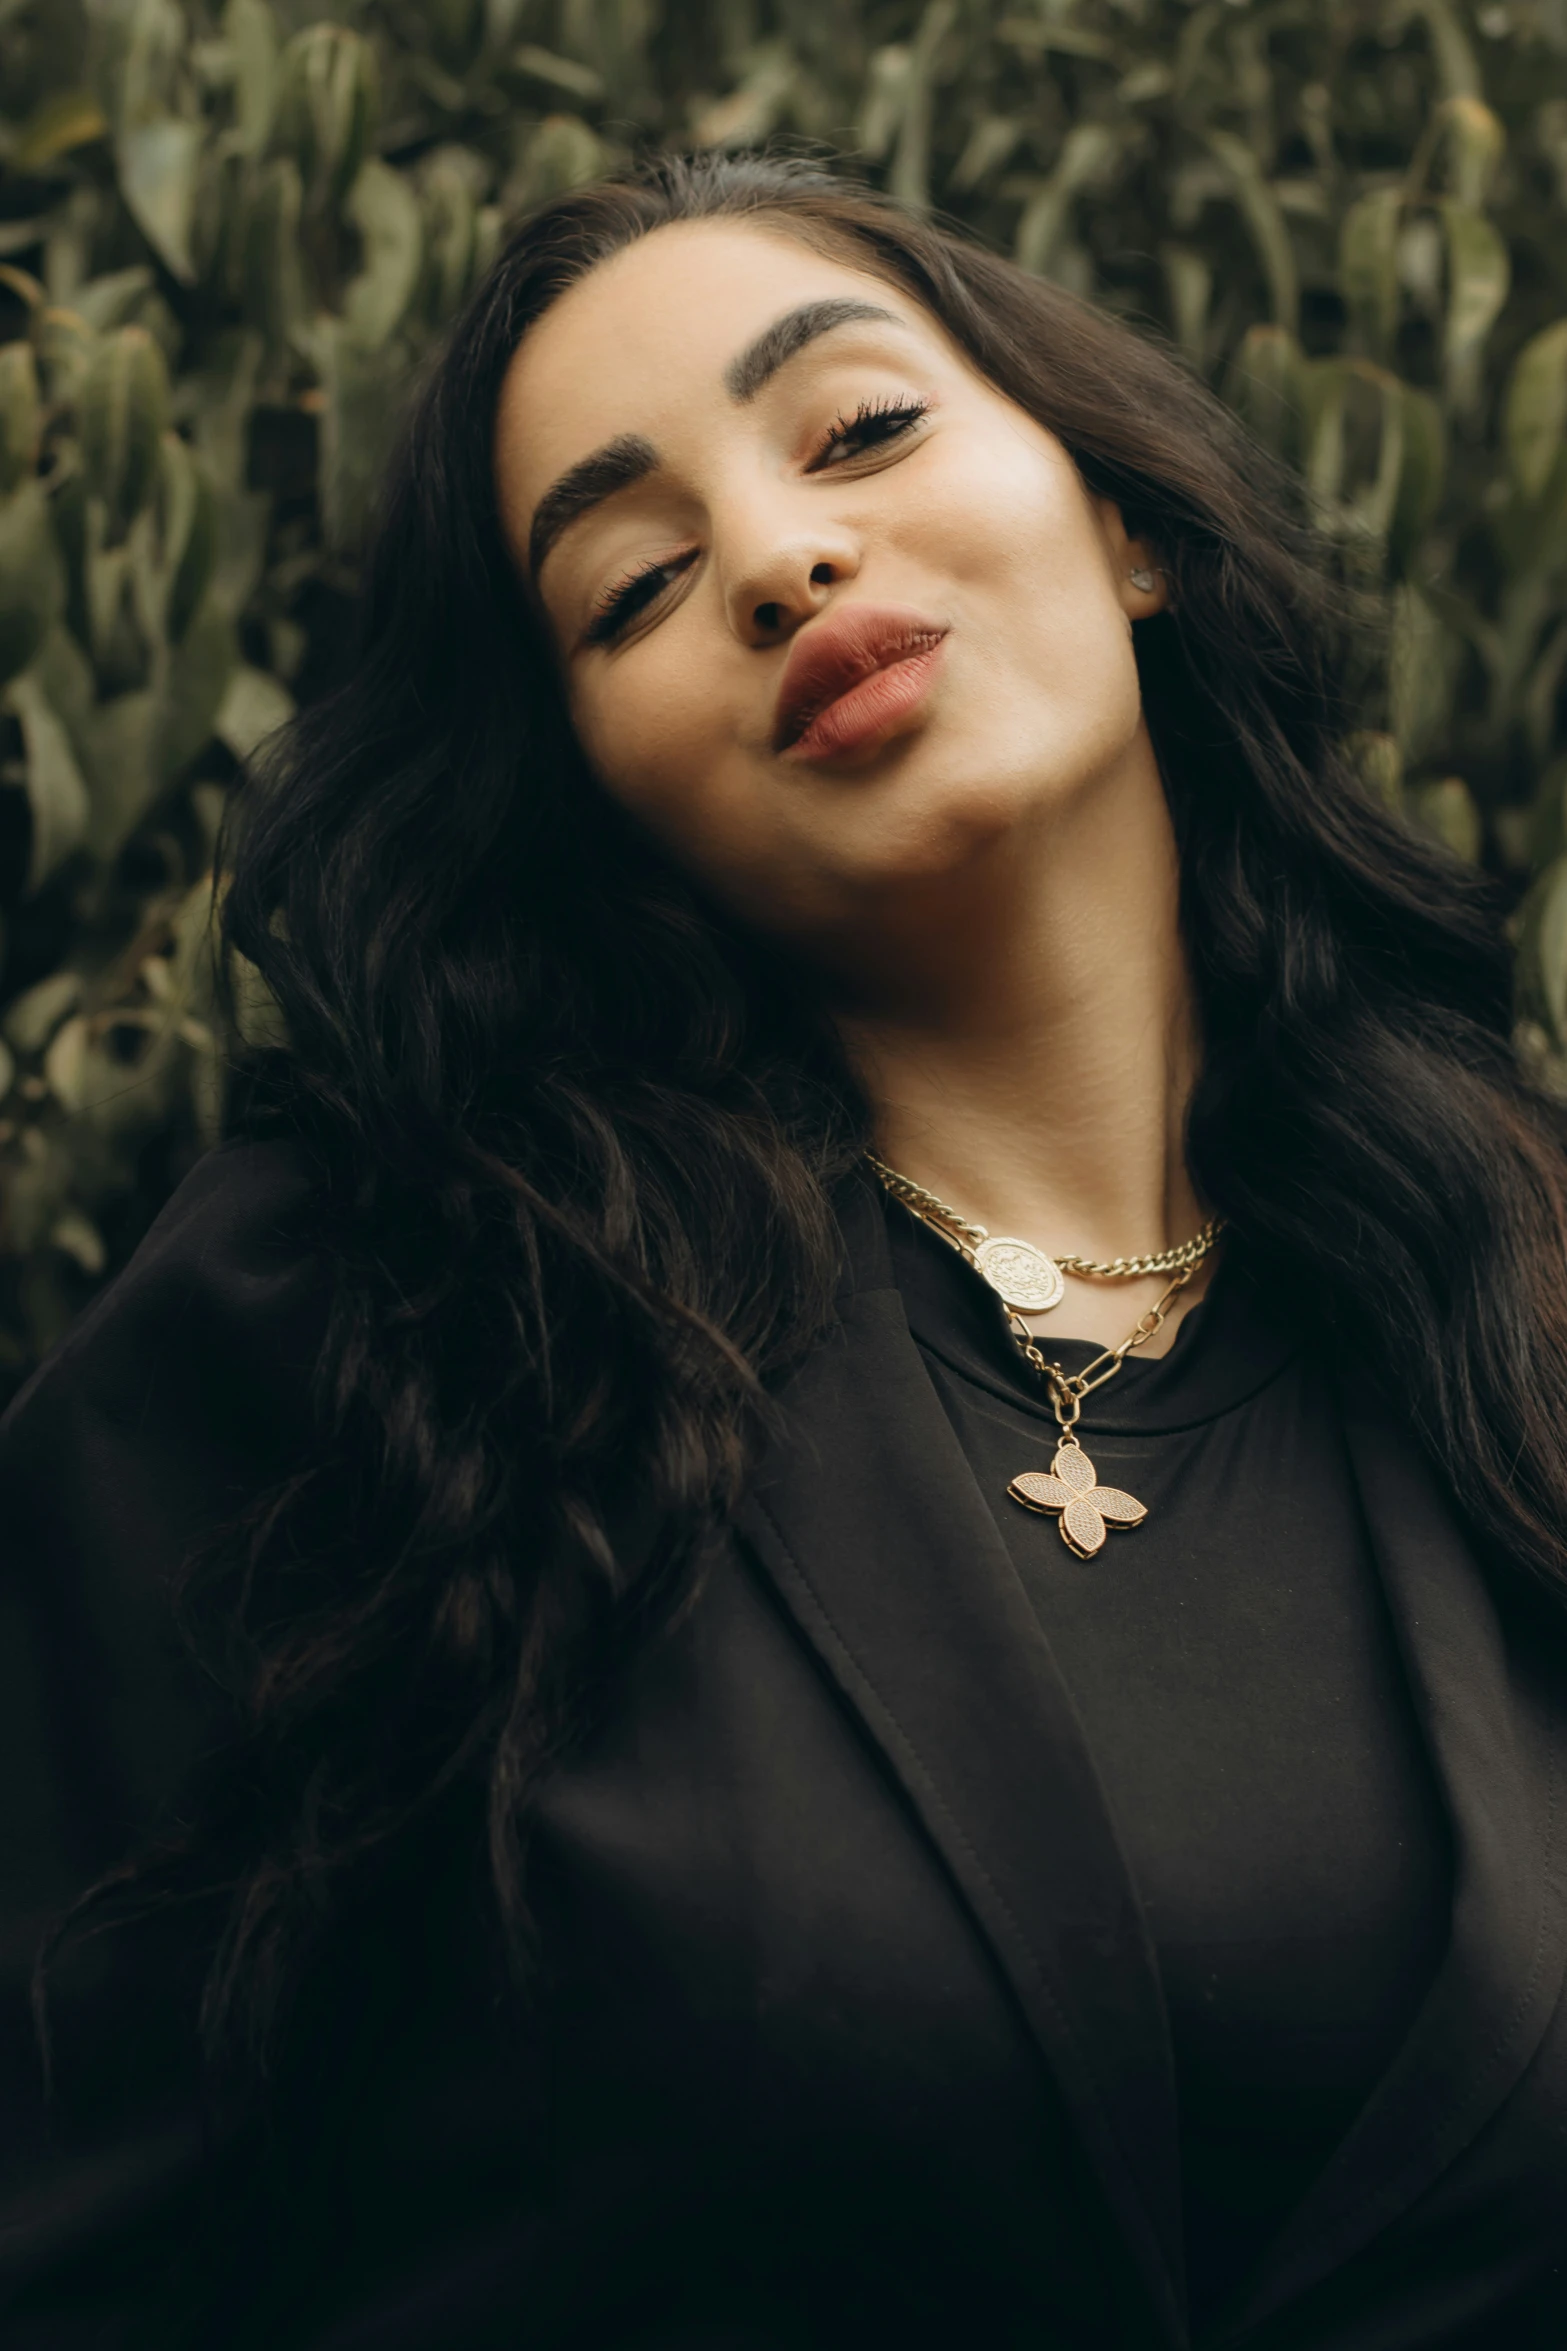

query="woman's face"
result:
[493,220,1165,949]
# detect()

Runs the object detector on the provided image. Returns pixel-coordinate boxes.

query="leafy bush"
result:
[0,0,1565,1393]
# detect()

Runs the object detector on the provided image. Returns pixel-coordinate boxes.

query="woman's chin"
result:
[833,772,1046,891]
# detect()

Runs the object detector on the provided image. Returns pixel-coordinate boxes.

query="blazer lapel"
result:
[1213,1382,1567,2341]
[735,1181,1186,2347]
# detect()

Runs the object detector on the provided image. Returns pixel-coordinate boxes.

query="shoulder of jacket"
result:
[0,1137,332,1451]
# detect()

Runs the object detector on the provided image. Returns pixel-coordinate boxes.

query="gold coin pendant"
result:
[973,1237,1065,1314]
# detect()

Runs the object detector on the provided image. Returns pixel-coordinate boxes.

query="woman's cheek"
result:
[932,437,1096,595]
[576,666,720,837]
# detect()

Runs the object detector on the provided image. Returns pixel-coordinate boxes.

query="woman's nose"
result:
[726,530,862,646]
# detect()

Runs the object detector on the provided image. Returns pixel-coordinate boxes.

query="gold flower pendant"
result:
[1008,1437,1147,1560]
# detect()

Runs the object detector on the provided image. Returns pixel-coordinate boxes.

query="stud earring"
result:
[1128,566,1157,592]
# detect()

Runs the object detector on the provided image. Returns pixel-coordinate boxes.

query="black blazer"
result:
[1,1140,1564,2349]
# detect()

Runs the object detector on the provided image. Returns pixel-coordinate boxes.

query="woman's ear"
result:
[1090,495,1171,616]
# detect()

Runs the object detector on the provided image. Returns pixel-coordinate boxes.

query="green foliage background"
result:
[0,0,1566,1394]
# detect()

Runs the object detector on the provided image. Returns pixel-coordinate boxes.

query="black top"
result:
[886,1204,1454,2317]
[2,1145,1566,2351]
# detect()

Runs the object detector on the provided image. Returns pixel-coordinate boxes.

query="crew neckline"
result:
[883,1196,1298,1437]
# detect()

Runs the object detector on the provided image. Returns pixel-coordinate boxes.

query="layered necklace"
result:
[866,1153,1224,1561]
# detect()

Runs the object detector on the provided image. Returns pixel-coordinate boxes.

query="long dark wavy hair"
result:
[108,150,1567,2065]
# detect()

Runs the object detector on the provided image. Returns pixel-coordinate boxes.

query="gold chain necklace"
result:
[866,1153,1224,1561]
[865,1151,1222,1314]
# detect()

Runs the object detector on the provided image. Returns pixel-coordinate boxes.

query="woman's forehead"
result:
[493,221,937,511]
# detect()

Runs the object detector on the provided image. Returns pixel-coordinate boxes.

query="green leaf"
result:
[12,90,109,171]
[1227,323,1305,462]
[42,1006,181,1132]
[275,23,380,214]
[156,599,237,784]
[999,18,1116,63]
[1413,0,1482,101]
[35,308,94,409]
[1337,361,1407,549]
[1160,244,1212,370]
[690,45,798,151]
[78,687,158,859]
[207,476,269,621]
[342,160,424,353]
[508,115,609,212]
[1339,188,1402,361]
[1524,754,1567,873]
[33,623,95,753]
[305,317,398,551]
[50,474,92,659]
[1388,582,1455,763]
[1406,774,1481,862]
[72,268,156,341]
[215,658,294,760]
[0,264,45,308]
[1345,729,1404,810]
[1205,128,1299,332]
[181,329,259,491]
[163,440,218,644]
[180,341,270,621]
[79,324,171,536]
[420,150,482,323]
[1503,319,1567,504]
[472,204,501,287]
[1388,385,1446,570]
[3,969,80,1054]
[1016,124,1122,279]
[0,482,63,690]
[1525,616,1567,767]
[7,667,90,891]
[889,0,957,214]
[1438,94,1504,207]
[428,0,485,73]
[1523,854,1567,1048]
[192,147,246,302]
[177,873,286,1054]
[168,870,220,1023]
[1302,357,1349,508]
[106,0,189,139]
[1439,200,1509,416]
[223,0,279,158]
[950,115,1022,197]
[118,115,203,285]
[0,342,41,498]
[88,534,152,694]
[242,158,306,349]
[49,1209,107,1276]
[508,45,605,103]
[856,44,911,163]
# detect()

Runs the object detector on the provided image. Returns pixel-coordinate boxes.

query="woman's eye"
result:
[810,395,931,471]
[586,548,697,647]
[581,400,928,648]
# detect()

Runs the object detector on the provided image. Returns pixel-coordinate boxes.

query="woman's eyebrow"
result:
[529,434,658,579]
[723,296,902,402]
[527,297,905,580]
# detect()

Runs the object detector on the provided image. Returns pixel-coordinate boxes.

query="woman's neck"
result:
[832,743,1208,1351]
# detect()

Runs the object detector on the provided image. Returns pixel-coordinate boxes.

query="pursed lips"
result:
[771,606,951,755]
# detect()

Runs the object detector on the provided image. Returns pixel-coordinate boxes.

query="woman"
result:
[2,149,1564,2350]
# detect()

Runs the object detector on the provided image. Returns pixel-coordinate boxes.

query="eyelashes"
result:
[584,547,698,646]
[811,393,931,469]
[583,394,932,647]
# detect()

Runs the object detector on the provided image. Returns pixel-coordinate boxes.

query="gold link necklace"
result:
[866,1153,1224,1561]
[865,1151,1222,1313]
